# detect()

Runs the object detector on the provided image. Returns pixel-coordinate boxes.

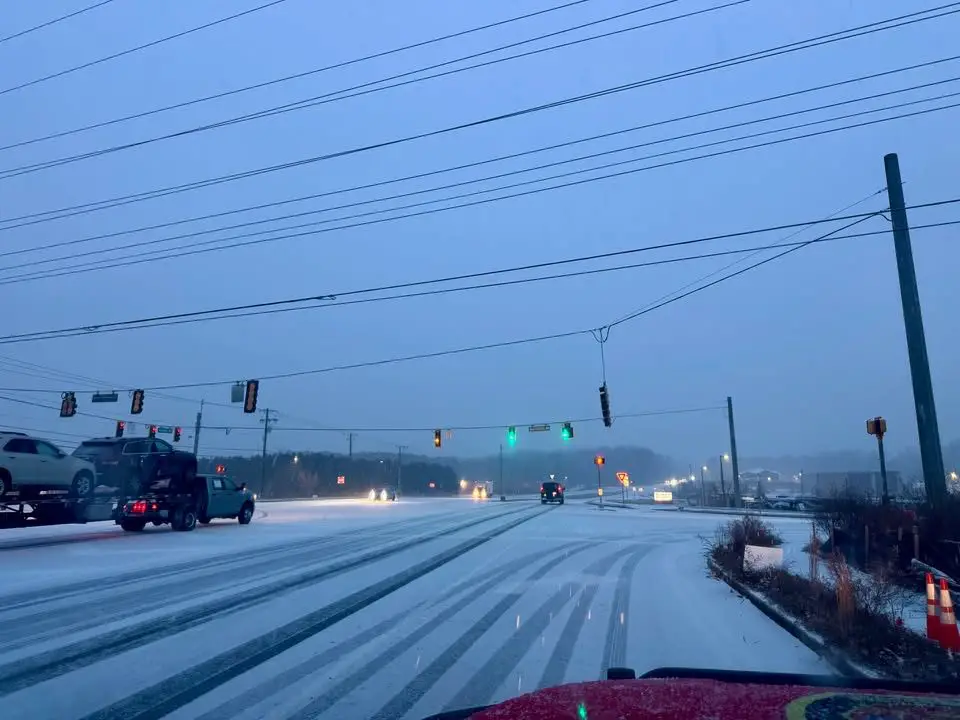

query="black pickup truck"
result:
[116,473,256,532]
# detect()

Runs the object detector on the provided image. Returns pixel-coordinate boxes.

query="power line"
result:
[4,55,955,267]
[0,1,119,45]
[0,0,294,97]
[0,0,746,178]
[0,0,601,153]
[6,92,960,288]
[607,214,882,328]
[607,187,890,327]
[4,216,959,347]
[3,3,954,228]
[1,209,954,390]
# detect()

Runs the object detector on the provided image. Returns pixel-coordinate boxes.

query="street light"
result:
[700,465,708,505]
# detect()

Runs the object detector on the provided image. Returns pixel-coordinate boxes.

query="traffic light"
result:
[215,464,226,474]
[148,425,157,439]
[433,429,442,448]
[561,422,573,441]
[507,426,517,446]
[243,380,259,414]
[131,389,145,415]
[173,426,182,442]
[115,420,125,438]
[599,383,612,427]
[594,454,605,466]
[59,392,77,418]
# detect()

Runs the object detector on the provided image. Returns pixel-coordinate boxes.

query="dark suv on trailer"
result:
[72,436,198,499]
[541,481,564,505]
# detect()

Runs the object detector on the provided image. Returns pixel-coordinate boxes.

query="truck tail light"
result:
[131,501,147,514]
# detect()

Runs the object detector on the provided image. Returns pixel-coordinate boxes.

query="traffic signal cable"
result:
[3,53,955,264]
[2,2,954,228]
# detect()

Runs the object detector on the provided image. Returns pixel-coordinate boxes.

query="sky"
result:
[0,0,957,466]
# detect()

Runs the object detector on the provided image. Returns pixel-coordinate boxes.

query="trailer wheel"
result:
[238,503,254,525]
[120,519,146,532]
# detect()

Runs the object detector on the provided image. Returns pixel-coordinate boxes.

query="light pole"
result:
[700,465,707,506]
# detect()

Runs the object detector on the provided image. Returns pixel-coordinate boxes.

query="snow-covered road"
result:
[0,498,832,719]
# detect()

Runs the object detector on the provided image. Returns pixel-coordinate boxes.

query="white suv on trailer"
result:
[0,431,97,499]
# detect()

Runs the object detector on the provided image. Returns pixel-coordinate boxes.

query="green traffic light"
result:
[561,426,571,440]
[507,426,517,445]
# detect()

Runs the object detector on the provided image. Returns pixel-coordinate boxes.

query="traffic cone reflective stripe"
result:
[926,572,942,643]
[938,578,960,651]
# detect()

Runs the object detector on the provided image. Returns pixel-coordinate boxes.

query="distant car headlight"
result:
[252,494,258,501]
[368,489,377,500]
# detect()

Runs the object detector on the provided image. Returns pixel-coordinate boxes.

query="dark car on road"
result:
[72,436,198,500]
[541,481,564,505]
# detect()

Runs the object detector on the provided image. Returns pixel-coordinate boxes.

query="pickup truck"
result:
[116,473,256,532]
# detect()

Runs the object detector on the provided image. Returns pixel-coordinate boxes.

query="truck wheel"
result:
[120,519,146,532]
[0,470,10,498]
[173,507,198,532]
[238,503,254,525]
[72,470,95,497]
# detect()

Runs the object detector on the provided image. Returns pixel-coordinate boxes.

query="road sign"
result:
[616,471,630,485]
[528,424,550,432]
[157,426,173,434]
[867,416,887,439]
[91,392,119,403]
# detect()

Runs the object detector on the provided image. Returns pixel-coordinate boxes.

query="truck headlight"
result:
[368,489,377,500]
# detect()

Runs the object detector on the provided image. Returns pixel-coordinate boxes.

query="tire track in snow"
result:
[0,511,456,610]
[0,505,538,697]
[193,546,561,720]
[600,546,648,673]
[289,544,591,720]
[446,544,651,710]
[77,508,547,720]
[1,511,473,648]
[538,544,653,689]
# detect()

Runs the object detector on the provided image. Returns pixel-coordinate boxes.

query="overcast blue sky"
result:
[1,0,957,465]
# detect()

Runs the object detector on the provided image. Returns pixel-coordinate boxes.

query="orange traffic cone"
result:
[938,578,960,652]
[926,572,942,643]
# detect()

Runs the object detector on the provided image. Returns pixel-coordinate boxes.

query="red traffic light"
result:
[115,420,125,438]
[148,425,157,438]
[215,464,226,474]
[173,426,182,442]
[243,380,260,414]
[131,389,145,415]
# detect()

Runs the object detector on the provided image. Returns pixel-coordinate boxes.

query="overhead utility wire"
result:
[4,54,953,264]
[0,0,746,178]
[608,215,882,329]
[7,92,960,288]
[0,198,948,354]
[0,0,602,153]
[17,80,955,276]
[0,0,294,97]
[0,0,119,45]
[2,3,954,229]
[607,187,889,327]
[8,222,959,347]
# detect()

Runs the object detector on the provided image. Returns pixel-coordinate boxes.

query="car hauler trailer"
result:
[0,489,117,529]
